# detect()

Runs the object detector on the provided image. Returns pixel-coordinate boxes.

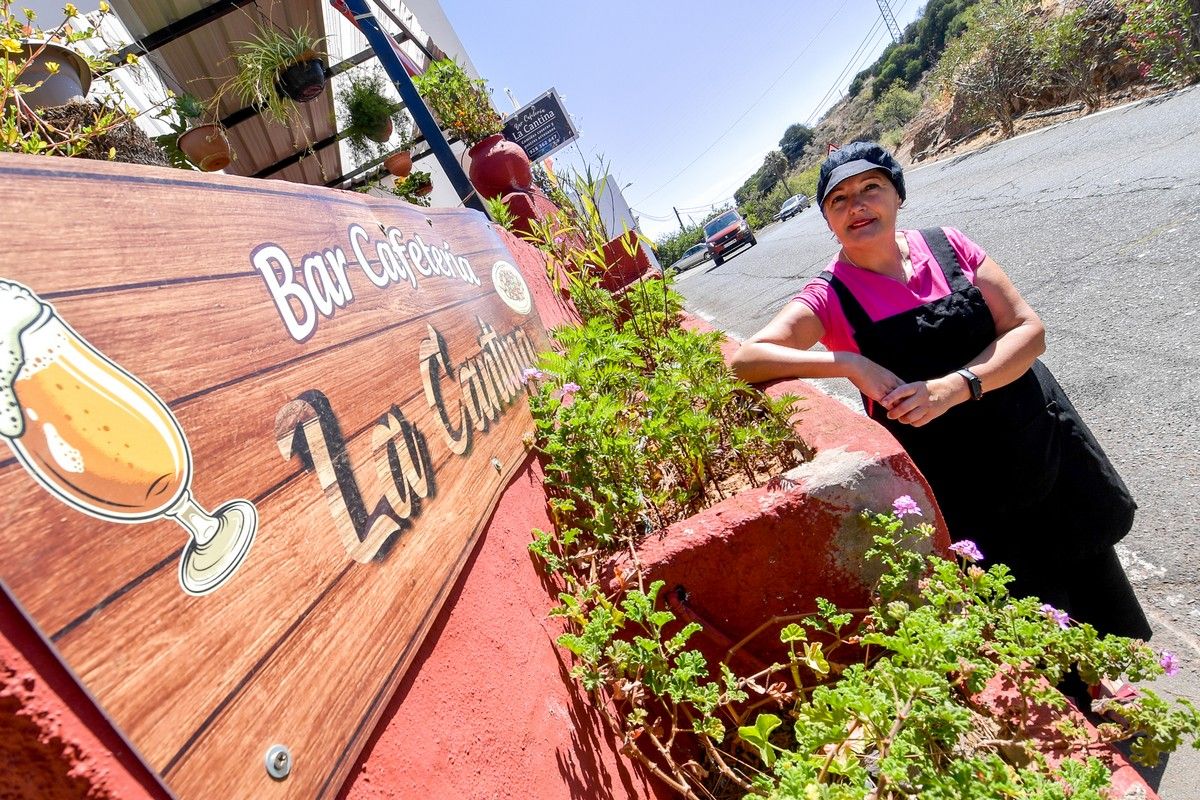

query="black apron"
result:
[819,229,1149,639]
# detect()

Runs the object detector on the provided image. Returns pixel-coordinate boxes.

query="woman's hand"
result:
[881,375,967,426]
[848,355,905,404]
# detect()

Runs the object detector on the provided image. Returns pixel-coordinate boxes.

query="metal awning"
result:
[109,0,342,185]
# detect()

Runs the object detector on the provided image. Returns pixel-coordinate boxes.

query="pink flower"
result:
[892,495,922,517]
[1040,604,1070,630]
[948,540,983,563]
[1160,650,1180,677]
[520,368,545,385]
[553,381,581,402]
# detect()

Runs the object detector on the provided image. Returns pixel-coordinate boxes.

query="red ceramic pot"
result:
[177,124,232,172]
[467,133,532,200]
[384,150,412,178]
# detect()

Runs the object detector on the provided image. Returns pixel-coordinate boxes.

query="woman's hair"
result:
[816,141,906,212]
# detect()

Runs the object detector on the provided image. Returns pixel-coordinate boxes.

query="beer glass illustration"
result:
[0,279,256,596]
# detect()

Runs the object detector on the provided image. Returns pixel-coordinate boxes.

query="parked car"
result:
[775,194,811,221]
[667,242,711,272]
[703,210,755,266]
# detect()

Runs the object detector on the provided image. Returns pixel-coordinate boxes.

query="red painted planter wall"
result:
[0,229,1154,800]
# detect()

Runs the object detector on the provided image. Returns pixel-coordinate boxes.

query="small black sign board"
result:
[502,88,579,162]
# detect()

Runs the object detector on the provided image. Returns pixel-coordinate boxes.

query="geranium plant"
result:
[532,492,1200,798]
[411,58,501,146]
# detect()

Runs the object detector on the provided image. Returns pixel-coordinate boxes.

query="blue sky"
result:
[441,0,924,238]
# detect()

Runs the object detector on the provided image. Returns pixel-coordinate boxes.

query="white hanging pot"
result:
[18,40,93,109]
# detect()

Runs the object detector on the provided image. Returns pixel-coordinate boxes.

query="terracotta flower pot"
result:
[367,117,393,144]
[177,124,232,172]
[467,133,532,199]
[384,150,412,178]
[414,182,433,197]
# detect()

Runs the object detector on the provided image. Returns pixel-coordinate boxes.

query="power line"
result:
[804,0,915,126]
[630,0,853,207]
[804,17,886,126]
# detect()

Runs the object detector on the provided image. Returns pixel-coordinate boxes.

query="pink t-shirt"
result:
[794,227,988,354]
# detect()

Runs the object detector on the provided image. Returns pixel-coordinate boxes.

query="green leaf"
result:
[802,642,830,676]
[737,713,782,768]
[780,623,808,643]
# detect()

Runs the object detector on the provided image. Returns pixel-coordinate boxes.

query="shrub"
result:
[874,81,923,129]
[1118,0,1200,87]
[881,126,906,151]
[1036,0,1129,111]
[933,0,1047,137]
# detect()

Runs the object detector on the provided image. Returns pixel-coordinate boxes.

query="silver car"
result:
[668,243,712,272]
[776,194,811,221]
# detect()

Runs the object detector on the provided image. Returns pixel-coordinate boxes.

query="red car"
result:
[703,210,756,265]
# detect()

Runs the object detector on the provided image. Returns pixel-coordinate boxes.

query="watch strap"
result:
[956,368,983,401]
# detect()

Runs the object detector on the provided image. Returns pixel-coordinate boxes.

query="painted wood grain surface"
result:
[0,153,551,799]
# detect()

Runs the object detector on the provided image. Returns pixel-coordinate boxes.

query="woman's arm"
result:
[731,301,904,402]
[882,256,1046,426]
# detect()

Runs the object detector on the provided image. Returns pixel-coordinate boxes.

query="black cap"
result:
[816,141,906,214]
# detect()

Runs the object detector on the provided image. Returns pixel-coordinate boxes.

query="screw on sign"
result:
[265,744,292,780]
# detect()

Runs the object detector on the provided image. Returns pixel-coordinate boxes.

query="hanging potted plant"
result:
[227,25,327,125]
[338,68,411,164]
[383,148,413,178]
[2,3,169,165]
[157,94,232,171]
[413,59,530,200]
[398,169,432,198]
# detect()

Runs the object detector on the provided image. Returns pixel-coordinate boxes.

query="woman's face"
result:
[823,169,902,248]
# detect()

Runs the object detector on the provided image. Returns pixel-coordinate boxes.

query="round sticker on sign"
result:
[491,260,532,316]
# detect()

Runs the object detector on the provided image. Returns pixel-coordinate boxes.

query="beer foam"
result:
[43,422,84,474]
[0,280,43,438]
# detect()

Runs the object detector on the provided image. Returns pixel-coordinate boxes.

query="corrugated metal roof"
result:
[111,0,340,185]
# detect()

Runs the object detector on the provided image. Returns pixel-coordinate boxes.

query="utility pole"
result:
[875,0,903,44]
[673,206,685,230]
[335,0,487,215]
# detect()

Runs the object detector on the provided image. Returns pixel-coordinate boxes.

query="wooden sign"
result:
[0,153,551,799]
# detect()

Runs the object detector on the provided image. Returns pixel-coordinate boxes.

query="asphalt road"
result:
[674,86,1200,797]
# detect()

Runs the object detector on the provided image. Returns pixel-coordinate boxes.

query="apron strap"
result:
[815,270,873,337]
[919,227,972,293]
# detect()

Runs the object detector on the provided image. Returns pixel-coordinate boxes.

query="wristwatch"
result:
[956,368,983,401]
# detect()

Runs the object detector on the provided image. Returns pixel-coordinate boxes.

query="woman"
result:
[731,141,1150,642]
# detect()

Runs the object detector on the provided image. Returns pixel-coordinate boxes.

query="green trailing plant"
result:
[338,68,410,163]
[1,0,154,158]
[411,58,501,146]
[531,497,1200,798]
[226,24,324,125]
